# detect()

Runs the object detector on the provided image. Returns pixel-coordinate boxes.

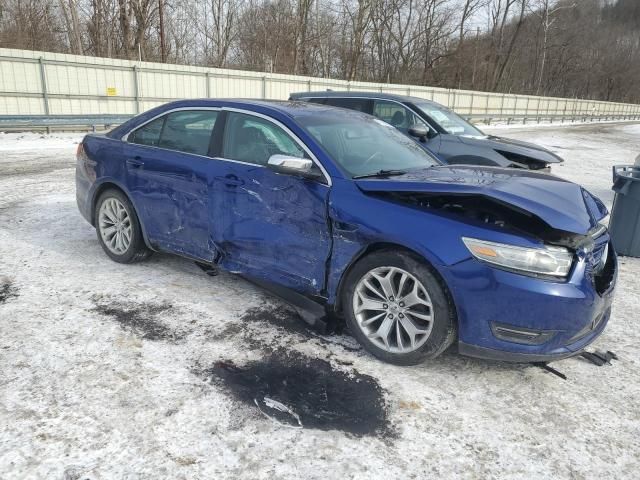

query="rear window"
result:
[325,98,371,113]
[128,117,163,147]
[158,111,218,156]
[128,110,219,156]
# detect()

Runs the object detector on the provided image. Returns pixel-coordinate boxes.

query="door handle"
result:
[126,157,144,169]
[215,175,244,187]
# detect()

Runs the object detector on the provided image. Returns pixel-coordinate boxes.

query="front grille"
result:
[590,241,608,273]
[585,227,615,295]
[594,243,615,294]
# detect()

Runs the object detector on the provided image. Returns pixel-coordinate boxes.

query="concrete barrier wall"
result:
[1,47,639,118]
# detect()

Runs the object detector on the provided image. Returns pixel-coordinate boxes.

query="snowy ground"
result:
[1,124,640,480]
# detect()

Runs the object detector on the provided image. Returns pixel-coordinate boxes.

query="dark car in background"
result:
[290,91,564,171]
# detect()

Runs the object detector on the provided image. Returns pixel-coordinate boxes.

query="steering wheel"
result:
[362,151,384,167]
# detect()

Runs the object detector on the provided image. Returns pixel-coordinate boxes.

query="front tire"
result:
[95,189,151,264]
[342,250,456,365]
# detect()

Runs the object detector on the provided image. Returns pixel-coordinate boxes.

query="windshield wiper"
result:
[352,169,408,179]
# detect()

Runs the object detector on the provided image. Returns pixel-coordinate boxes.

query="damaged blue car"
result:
[76,99,617,365]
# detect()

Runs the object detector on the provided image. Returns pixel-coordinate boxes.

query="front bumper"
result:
[442,243,617,363]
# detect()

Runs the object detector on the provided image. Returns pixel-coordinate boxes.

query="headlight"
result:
[462,237,573,278]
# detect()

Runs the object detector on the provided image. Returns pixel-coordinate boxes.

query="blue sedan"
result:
[76,99,617,365]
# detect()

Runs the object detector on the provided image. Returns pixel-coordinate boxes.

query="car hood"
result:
[355,166,607,235]
[457,134,564,165]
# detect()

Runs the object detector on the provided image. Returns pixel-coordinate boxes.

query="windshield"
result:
[297,115,439,177]
[414,102,484,136]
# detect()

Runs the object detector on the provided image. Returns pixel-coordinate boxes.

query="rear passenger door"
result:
[125,109,221,261]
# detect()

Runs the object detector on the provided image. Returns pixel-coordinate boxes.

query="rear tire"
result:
[342,250,456,365]
[95,189,151,264]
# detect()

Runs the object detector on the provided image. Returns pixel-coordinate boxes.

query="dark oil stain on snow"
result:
[0,280,19,304]
[199,351,391,437]
[92,300,180,341]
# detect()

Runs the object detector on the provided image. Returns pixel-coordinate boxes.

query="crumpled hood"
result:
[356,166,608,235]
[458,135,564,165]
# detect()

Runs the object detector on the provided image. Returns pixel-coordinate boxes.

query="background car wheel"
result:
[342,249,456,365]
[95,189,151,264]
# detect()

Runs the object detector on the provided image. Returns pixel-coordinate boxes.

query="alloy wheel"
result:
[98,197,132,255]
[352,266,434,353]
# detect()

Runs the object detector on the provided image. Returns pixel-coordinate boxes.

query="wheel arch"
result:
[332,242,458,323]
[91,181,153,250]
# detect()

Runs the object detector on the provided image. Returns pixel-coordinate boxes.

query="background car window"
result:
[373,100,427,132]
[223,112,307,166]
[413,102,484,136]
[325,98,370,112]
[129,117,164,146]
[157,110,218,156]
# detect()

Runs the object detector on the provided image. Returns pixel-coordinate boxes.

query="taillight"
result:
[76,142,96,182]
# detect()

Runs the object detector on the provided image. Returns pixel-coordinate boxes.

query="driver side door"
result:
[212,110,332,296]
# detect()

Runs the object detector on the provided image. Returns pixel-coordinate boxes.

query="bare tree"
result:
[528,0,576,94]
[343,0,373,80]
[453,0,484,88]
[203,0,241,67]
[58,0,84,54]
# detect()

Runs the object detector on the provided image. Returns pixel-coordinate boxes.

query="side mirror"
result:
[408,124,429,142]
[267,154,314,175]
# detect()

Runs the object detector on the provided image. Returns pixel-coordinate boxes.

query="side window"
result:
[373,100,426,132]
[325,97,370,112]
[223,112,306,166]
[307,98,326,105]
[129,117,164,146]
[158,110,218,156]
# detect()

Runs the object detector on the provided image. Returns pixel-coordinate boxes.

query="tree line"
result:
[0,0,638,103]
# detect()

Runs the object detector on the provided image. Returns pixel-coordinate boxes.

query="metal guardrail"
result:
[465,113,640,125]
[0,115,132,132]
[1,112,638,133]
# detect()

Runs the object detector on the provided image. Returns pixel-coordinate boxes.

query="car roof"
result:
[289,90,440,107]
[155,98,375,121]
[107,97,383,140]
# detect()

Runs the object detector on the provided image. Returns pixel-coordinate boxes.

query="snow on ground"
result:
[0,132,84,152]
[1,124,640,479]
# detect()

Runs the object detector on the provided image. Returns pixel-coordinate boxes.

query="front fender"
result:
[325,178,542,306]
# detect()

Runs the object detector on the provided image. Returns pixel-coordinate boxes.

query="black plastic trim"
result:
[241,275,330,332]
[458,341,581,363]
[490,321,557,345]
